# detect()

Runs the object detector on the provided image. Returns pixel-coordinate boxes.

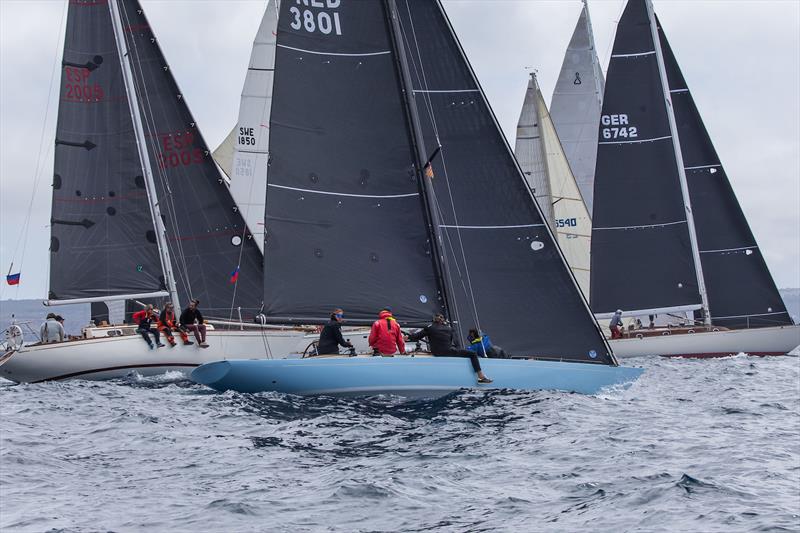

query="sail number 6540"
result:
[289,1,342,36]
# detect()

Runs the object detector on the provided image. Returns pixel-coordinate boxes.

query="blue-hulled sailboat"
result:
[191,0,643,397]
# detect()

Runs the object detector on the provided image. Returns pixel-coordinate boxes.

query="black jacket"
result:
[180,307,204,327]
[317,320,351,354]
[407,323,459,355]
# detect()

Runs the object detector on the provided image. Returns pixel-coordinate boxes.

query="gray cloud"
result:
[1,0,798,300]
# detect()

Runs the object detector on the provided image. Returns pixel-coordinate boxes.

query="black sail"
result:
[657,21,793,329]
[395,0,612,363]
[50,0,164,301]
[118,0,264,319]
[261,0,443,326]
[590,0,701,317]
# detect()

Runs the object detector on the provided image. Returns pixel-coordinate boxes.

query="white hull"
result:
[610,324,800,359]
[0,327,372,383]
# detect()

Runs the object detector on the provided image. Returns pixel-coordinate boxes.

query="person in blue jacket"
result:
[466,328,508,359]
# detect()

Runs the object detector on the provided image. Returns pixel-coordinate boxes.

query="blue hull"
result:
[190,357,644,397]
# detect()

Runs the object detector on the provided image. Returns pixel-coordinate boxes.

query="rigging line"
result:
[600,0,627,77]
[120,1,194,299]
[13,0,68,283]
[399,2,440,142]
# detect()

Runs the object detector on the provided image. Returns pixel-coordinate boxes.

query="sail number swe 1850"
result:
[290,0,342,36]
[601,114,637,140]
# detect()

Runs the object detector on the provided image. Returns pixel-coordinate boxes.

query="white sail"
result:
[219,1,279,253]
[213,126,237,179]
[550,1,605,214]
[516,73,591,296]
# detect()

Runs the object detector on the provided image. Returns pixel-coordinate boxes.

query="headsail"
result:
[515,73,592,297]
[550,1,605,214]
[261,0,443,326]
[49,0,165,302]
[590,0,702,318]
[118,0,264,319]
[657,18,793,329]
[396,0,611,362]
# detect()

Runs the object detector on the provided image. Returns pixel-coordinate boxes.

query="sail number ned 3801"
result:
[290,0,342,35]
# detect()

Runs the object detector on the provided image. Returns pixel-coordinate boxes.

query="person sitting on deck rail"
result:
[609,309,624,339]
[180,299,208,348]
[406,314,492,383]
[368,307,404,355]
[466,328,508,359]
[317,308,353,355]
[40,312,65,344]
[158,302,192,347]
[132,305,164,349]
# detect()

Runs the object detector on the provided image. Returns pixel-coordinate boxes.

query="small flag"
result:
[229,266,240,284]
[423,162,434,179]
[6,273,20,286]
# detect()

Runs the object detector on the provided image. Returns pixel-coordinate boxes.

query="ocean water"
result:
[1,355,798,532]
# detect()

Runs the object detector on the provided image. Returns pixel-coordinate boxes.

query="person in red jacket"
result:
[368,307,405,355]
[158,302,192,347]
[132,305,164,349]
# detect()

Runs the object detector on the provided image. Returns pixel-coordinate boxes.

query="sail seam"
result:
[684,164,721,170]
[594,220,686,231]
[268,183,418,199]
[439,223,545,230]
[412,89,479,94]
[700,246,757,254]
[276,44,391,57]
[669,88,689,93]
[611,50,655,58]
[599,135,671,145]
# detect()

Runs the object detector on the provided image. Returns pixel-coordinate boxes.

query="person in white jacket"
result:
[40,313,65,343]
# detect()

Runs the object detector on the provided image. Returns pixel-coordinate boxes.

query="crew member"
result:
[317,308,353,355]
[466,328,507,359]
[132,305,164,349]
[609,309,624,339]
[368,307,404,355]
[158,302,192,347]
[180,299,208,347]
[40,312,65,344]
[407,314,492,383]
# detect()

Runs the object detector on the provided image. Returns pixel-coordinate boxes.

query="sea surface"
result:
[1,354,798,532]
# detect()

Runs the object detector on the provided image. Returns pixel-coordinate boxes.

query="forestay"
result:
[657,19,793,329]
[591,0,701,318]
[550,2,605,214]
[396,0,611,362]
[118,0,265,320]
[262,0,443,326]
[49,0,165,301]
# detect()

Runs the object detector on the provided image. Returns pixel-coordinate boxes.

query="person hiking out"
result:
[40,312,65,344]
[132,305,164,349]
[180,299,208,347]
[407,314,492,383]
[158,302,192,347]
[317,308,353,355]
[609,309,624,339]
[466,328,508,359]
[368,307,404,355]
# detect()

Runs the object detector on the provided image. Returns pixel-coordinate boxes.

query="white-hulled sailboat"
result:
[590,0,799,358]
[0,0,339,383]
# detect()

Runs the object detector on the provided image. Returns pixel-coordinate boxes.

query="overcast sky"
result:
[1,0,798,301]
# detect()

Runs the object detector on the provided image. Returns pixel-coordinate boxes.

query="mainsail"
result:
[515,73,592,297]
[118,0,265,319]
[218,0,281,254]
[49,0,165,302]
[591,0,702,318]
[550,1,605,214]
[657,19,792,329]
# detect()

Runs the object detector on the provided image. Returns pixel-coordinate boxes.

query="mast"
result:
[383,0,459,329]
[108,0,180,309]
[646,0,710,324]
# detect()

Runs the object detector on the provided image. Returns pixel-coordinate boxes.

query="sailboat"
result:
[0,0,330,383]
[590,0,799,358]
[515,72,592,297]
[549,0,605,214]
[191,0,643,397]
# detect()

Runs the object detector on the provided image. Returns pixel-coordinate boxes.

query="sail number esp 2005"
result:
[601,114,638,140]
[290,0,342,36]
